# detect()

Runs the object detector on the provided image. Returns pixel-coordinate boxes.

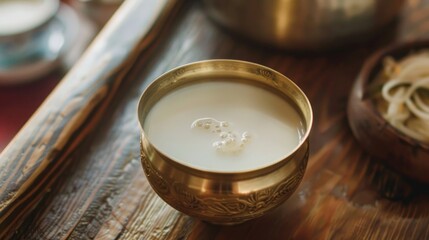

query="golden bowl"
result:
[137,60,313,225]
[348,40,429,183]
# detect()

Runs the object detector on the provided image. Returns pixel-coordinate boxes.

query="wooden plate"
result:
[348,40,429,183]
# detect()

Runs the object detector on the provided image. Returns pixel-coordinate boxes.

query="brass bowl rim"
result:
[137,59,313,175]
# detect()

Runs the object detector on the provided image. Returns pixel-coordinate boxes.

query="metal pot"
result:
[203,0,405,50]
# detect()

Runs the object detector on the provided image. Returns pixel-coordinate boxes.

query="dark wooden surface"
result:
[2,0,429,239]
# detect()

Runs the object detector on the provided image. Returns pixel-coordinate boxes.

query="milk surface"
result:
[144,81,305,172]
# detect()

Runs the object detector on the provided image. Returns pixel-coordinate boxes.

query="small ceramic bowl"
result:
[137,60,313,225]
[0,0,66,83]
[0,0,59,64]
[348,40,429,183]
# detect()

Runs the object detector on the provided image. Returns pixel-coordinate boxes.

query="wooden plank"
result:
[0,0,182,237]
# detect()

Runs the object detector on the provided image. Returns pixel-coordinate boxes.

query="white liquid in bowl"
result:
[144,81,305,173]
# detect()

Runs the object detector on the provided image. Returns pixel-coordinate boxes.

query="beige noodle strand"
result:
[379,52,429,142]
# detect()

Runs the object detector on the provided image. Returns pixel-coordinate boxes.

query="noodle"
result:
[378,51,429,142]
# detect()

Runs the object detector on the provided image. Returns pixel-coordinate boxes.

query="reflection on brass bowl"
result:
[203,0,405,50]
[137,60,313,225]
[348,40,429,184]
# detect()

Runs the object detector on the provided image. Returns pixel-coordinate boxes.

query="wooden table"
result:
[1,0,429,239]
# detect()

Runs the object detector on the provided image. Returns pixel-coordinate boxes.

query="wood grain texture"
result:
[0,0,181,237]
[2,0,429,239]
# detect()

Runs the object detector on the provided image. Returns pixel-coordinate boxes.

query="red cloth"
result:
[0,75,59,151]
